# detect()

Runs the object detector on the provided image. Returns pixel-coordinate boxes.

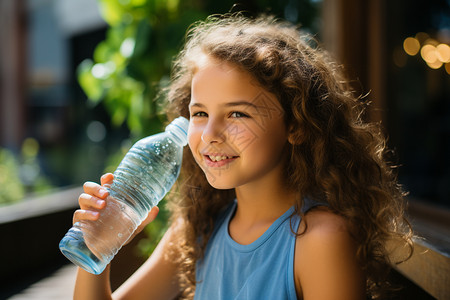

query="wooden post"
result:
[321,0,387,124]
[0,0,27,150]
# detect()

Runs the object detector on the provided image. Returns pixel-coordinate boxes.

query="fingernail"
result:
[91,211,99,218]
[99,189,108,198]
[97,200,105,207]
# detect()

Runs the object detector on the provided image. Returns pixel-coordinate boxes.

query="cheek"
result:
[224,120,267,152]
[187,126,202,155]
[246,123,288,157]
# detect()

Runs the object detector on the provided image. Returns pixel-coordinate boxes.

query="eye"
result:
[230,111,250,118]
[192,111,208,118]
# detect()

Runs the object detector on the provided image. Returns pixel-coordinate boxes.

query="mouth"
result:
[203,153,239,167]
[206,154,237,162]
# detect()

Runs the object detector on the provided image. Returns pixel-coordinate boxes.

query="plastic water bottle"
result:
[59,116,189,275]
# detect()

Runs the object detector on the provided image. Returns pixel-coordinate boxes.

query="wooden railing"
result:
[391,199,450,300]
[0,187,81,298]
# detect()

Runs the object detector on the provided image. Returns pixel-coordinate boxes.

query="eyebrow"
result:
[225,101,258,109]
[189,101,258,109]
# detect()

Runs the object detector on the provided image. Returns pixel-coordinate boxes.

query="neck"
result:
[234,170,297,225]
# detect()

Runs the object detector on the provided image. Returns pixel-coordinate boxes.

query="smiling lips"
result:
[203,154,239,167]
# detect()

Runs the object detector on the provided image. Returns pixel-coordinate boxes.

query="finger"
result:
[148,206,160,223]
[78,193,106,210]
[133,206,160,238]
[83,181,109,199]
[73,209,99,224]
[142,206,160,227]
[100,173,114,187]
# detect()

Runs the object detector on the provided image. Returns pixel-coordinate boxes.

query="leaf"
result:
[77,59,104,102]
[94,41,113,63]
[98,0,126,26]
[0,149,25,205]
[133,19,152,57]
[111,105,127,126]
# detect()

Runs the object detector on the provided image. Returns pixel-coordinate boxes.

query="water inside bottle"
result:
[60,226,106,275]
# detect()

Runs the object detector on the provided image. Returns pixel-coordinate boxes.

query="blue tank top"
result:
[194,198,322,300]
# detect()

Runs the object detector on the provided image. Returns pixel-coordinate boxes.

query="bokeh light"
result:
[87,121,107,142]
[403,37,420,56]
[403,34,450,72]
[21,138,39,158]
[421,44,438,63]
[436,44,450,63]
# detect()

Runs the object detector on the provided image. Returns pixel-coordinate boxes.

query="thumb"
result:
[144,206,160,226]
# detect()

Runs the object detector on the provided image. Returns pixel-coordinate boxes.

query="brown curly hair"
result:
[164,14,413,299]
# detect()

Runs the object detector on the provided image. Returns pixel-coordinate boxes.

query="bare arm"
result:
[72,174,179,300]
[74,265,113,300]
[294,209,366,300]
[112,223,181,300]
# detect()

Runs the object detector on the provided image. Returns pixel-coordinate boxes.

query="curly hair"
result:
[164,14,413,299]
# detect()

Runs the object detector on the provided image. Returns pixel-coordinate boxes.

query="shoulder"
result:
[295,208,356,268]
[294,207,366,300]
[301,206,349,235]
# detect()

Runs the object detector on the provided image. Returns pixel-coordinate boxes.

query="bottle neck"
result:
[165,117,188,146]
[167,129,187,146]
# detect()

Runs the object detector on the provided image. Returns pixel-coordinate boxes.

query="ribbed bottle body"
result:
[109,134,183,219]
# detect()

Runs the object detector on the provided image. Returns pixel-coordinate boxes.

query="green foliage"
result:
[19,138,54,195]
[78,0,208,139]
[103,138,133,174]
[0,138,54,205]
[0,148,25,205]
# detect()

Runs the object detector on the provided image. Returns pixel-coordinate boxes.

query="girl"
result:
[73,14,413,300]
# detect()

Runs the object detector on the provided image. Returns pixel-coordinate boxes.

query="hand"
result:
[73,173,159,244]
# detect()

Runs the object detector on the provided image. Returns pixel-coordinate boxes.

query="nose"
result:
[201,118,225,144]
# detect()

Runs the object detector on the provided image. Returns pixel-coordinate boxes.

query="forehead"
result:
[192,55,251,83]
[190,55,265,101]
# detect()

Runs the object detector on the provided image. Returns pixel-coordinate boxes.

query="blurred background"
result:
[0,0,449,299]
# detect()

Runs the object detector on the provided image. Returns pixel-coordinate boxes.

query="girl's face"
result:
[188,55,289,190]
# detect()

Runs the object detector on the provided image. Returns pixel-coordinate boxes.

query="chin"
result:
[204,174,236,190]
